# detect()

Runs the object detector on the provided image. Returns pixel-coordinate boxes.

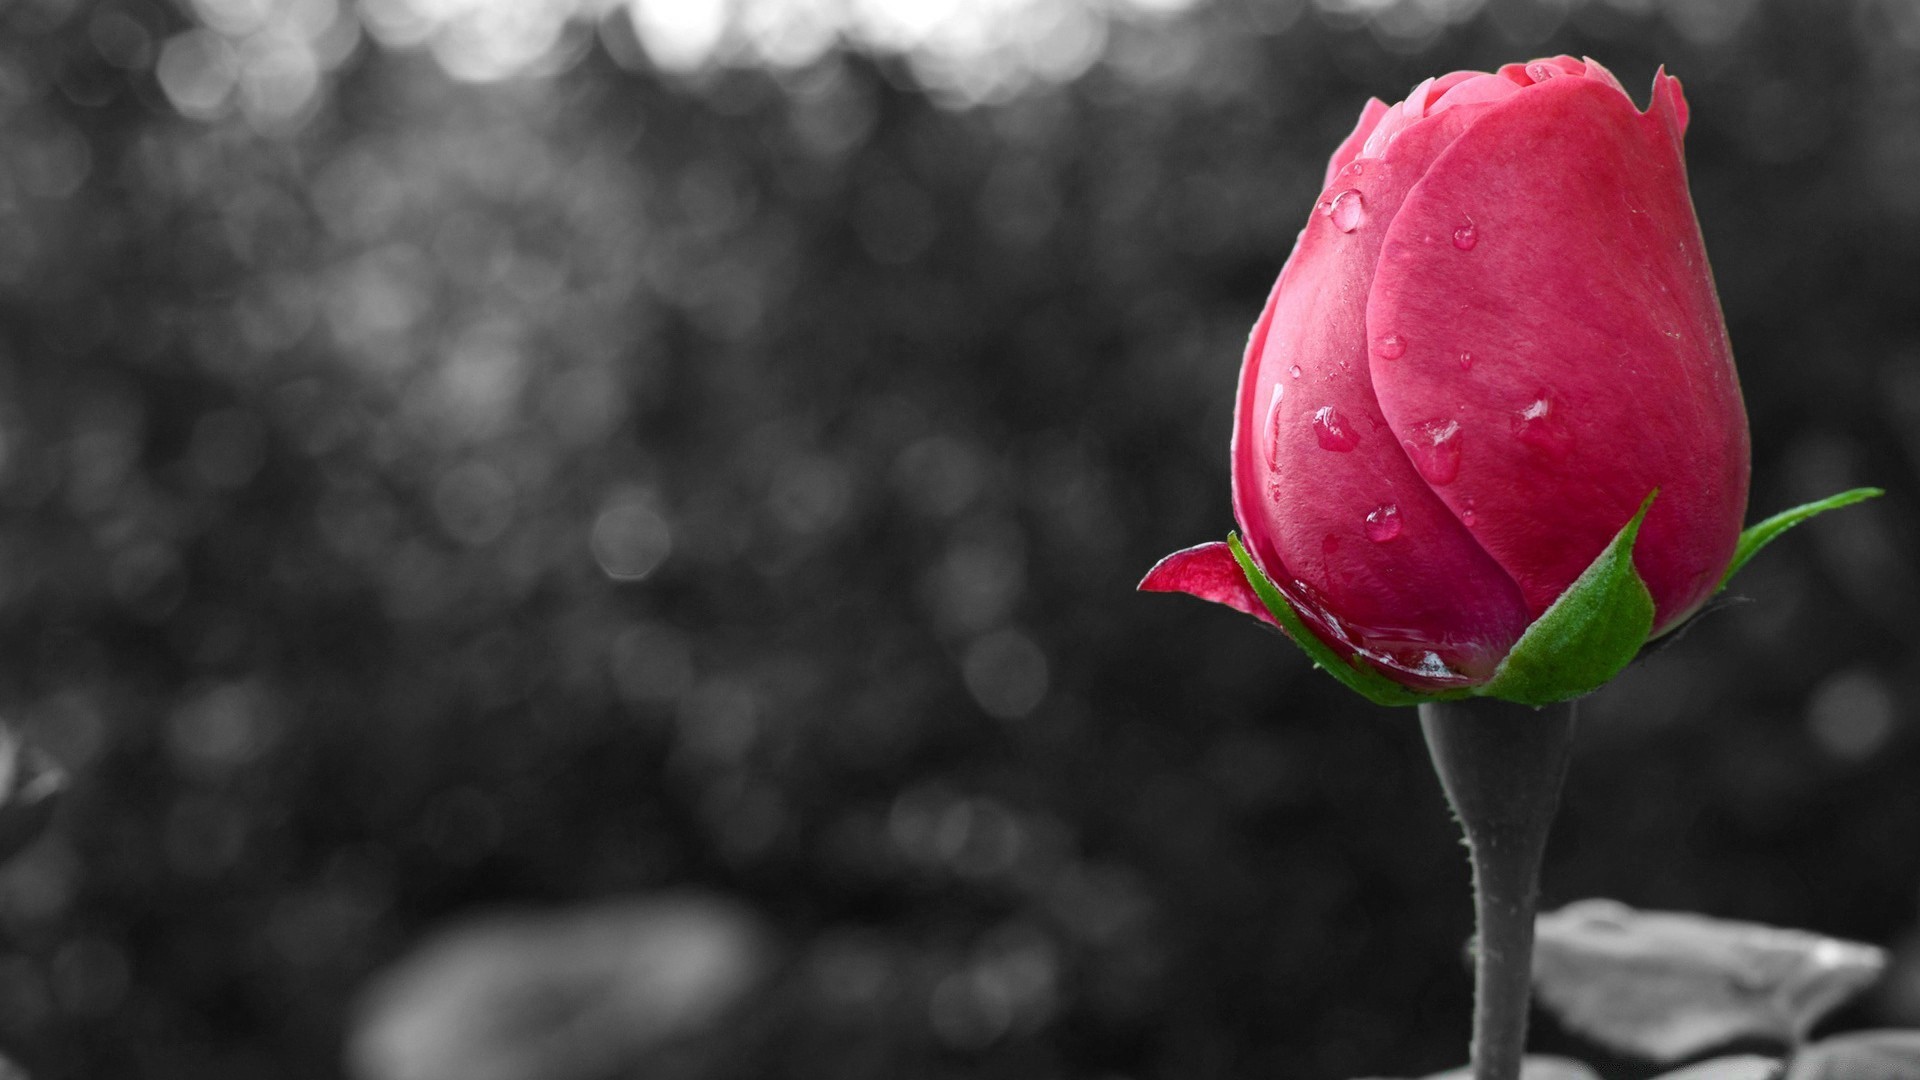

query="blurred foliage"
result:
[0,0,1917,1077]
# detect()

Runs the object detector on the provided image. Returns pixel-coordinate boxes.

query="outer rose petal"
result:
[1233,101,1531,684]
[1427,74,1522,117]
[1421,71,1485,109]
[1497,55,1588,85]
[1324,98,1391,190]
[1577,56,1630,97]
[1651,66,1690,139]
[1137,542,1280,629]
[1366,74,1748,632]
[1359,100,1412,159]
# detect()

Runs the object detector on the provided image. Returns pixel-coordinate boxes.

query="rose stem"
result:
[1417,697,1577,1080]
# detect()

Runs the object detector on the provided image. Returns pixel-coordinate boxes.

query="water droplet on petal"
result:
[1327,189,1366,233]
[1364,504,1402,542]
[1452,221,1478,250]
[1264,384,1287,469]
[1402,419,1462,485]
[1462,498,1477,528]
[1458,350,1473,371]
[1312,406,1360,452]
[1526,62,1560,83]
[1288,364,1302,379]
[1373,333,1406,360]
[1341,160,1364,178]
[1512,394,1574,461]
[1413,651,1455,679]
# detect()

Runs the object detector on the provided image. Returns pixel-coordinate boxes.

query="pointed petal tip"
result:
[1138,540,1280,627]
[1138,540,1235,593]
[1324,97,1393,188]
[1579,55,1630,98]
[1650,66,1689,138]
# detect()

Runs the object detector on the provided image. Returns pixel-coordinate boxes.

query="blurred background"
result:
[0,0,1916,1076]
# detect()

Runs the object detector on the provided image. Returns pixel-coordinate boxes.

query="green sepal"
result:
[1226,533,1442,708]
[1718,487,1883,592]
[1224,484,1831,709]
[1477,492,1658,707]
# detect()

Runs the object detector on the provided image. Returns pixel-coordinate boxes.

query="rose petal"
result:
[1579,55,1630,97]
[1137,541,1279,629]
[1428,73,1523,118]
[1323,98,1391,190]
[1420,70,1486,113]
[1652,66,1690,140]
[1366,74,1748,631]
[1359,98,1412,160]
[1499,55,1588,85]
[1405,75,1437,116]
[1233,101,1531,681]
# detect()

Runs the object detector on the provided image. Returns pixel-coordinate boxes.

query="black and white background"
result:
[0,0,1914,1077]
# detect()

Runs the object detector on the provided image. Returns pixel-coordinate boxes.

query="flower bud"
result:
[1144,57,1751,694]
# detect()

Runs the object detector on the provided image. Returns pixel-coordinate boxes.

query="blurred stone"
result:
[348,893,774,1080]
[1418,1056,1600,1080]
[1783,1030,1920,1080]
[1649,1056,1781,1080]
[1534,899,1885,1063]
[1356,1055,1601,1080]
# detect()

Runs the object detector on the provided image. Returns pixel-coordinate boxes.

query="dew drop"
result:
[1402,419,1462,485]
[1373,333,1407,360]
[1526,62,1560,83]
[1341,160,1364,178]
[1327,189,1366,233]
[1364,504,1402,542]
[1512,394,1574,461]
[1462,498,1477,528]
[1264,384,1287,469]
[1413,651,1455,680]
[1458,350,1473,371]
[1452,221,1478,250]
[1311,406,1361,452]
[1288,364,1302,379]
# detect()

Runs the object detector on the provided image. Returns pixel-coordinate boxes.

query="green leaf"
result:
[1225,533,1436,708]
[1720,488,1884,592]
[1533,899,1886,1064]
[1478,492,1658,706]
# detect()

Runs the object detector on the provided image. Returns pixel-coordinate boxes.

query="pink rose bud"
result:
[1143,57,1751,693]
